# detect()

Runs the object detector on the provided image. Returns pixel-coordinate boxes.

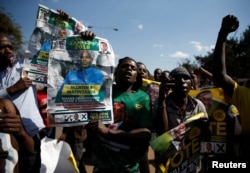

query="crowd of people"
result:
[0,10,249,173]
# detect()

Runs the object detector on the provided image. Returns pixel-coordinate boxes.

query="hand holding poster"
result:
[150,112,206,173]
[24,4,87,87]
[24,4,115,127]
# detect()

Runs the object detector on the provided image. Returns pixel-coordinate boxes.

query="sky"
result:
[1,0,250,74]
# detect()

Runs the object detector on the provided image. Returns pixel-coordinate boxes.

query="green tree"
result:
[236,26,250,78]
[177,58,198,70]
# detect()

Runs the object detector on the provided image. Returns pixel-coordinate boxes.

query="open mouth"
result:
[123,71,132,78]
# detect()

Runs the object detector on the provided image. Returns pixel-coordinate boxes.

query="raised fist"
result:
[221,15,239,33]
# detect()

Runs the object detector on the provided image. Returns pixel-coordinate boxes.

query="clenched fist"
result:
[221,14,239,34]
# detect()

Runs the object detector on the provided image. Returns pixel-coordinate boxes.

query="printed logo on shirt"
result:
[135,104,143,109]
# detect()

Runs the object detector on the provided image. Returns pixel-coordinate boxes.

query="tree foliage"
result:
[178,58,198,70]
[179,25,250,79]
[0,7,24,55]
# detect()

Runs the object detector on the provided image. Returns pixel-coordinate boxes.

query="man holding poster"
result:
[153,66,210,173]
[85,57,152,173]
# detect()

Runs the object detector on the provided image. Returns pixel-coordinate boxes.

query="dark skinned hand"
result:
[7,77,33,95]
[57,9,70,20]
[0,100,26,137]
[221,15,239,34]
[80,30,96,40]
[87,120,109,135]
[56,9,96,40]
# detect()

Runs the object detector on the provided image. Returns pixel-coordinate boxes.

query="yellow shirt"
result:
[231,82,250,134]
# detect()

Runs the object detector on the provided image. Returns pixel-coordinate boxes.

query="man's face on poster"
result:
[57,28,67,39]
[80,50,93,68]
[147,84,159,103]
[100,42,108,52]
[74,113,79,120]
[197,91,213,111]
[113,102,125,123]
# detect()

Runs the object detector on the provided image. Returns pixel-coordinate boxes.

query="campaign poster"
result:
[47,35,115,126]
[141,78,161,119]
[189,88,231,155]
[24,4,86,87]
[150,113,206,173]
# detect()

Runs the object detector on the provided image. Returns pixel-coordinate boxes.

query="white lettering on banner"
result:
[212,161,247,168]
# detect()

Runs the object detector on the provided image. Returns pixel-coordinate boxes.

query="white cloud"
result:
[170,51,189,59]
[190,41,214,52]
[190,41,202,51]
[160,53,164,57]
[138,24,143,30]
[153,44,164,48]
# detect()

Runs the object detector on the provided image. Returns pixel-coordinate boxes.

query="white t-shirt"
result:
[0,58,45,137]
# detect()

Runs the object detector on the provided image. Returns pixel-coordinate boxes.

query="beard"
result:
[0,56,12,71]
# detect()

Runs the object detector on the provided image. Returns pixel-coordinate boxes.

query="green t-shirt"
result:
[92,88,152,173]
